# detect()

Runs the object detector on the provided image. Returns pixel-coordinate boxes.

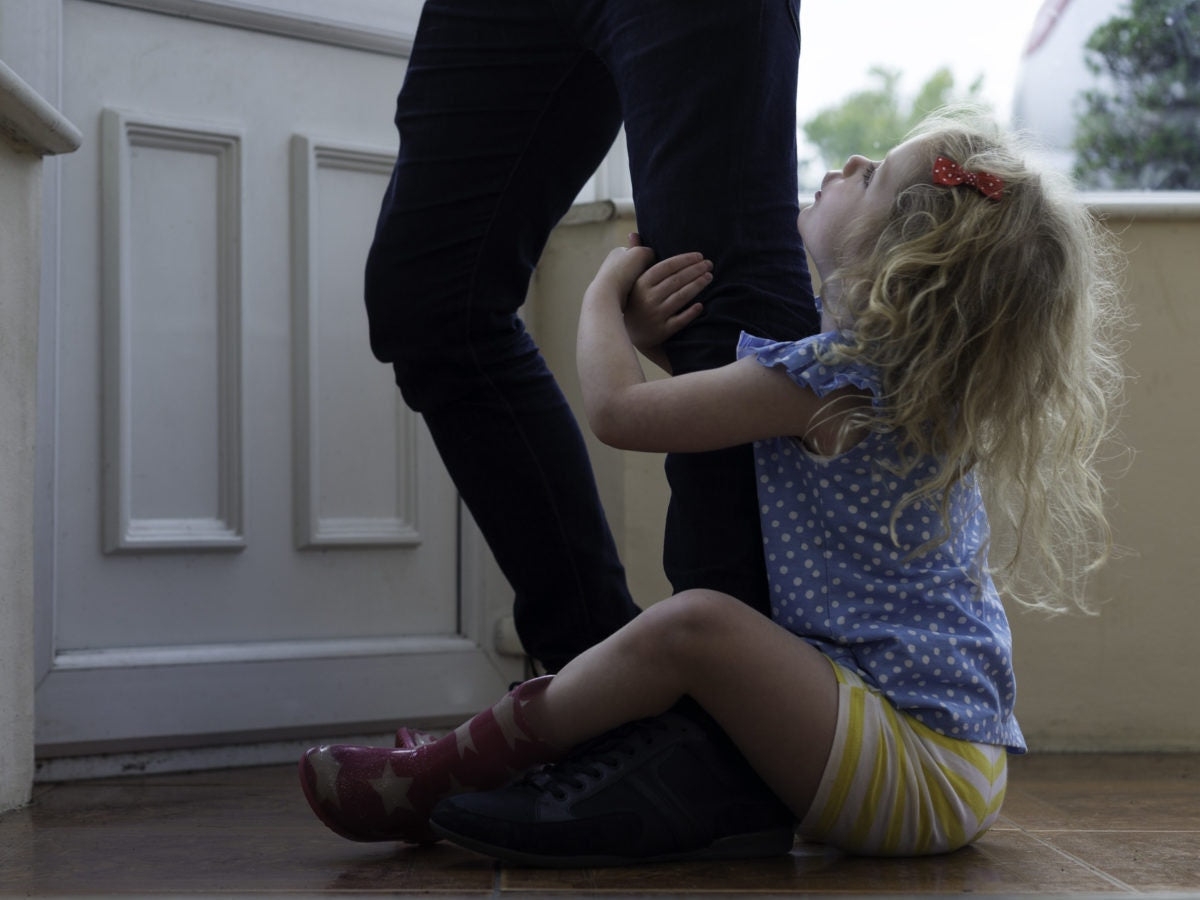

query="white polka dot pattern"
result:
[737,332,1025,752]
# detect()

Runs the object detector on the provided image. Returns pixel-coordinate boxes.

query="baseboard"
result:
[33,730,411,782]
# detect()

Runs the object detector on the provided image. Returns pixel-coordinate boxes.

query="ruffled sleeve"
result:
[736,331,881,402]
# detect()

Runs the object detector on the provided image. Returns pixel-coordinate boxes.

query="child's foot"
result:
[298,745,443,843]
[300,677,559,844]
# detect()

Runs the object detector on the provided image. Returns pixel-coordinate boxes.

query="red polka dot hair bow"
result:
[931,155,1004,201]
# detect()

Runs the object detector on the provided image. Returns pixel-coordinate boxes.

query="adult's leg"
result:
[576,0,820,613]
[364,1,638,671]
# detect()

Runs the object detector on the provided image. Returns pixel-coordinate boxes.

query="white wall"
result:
[0,58,80,812]
[0,134,41,815]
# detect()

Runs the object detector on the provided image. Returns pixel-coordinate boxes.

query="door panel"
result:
[36,0,520,757]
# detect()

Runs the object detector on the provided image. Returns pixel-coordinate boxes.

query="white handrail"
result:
[0,59,81,157]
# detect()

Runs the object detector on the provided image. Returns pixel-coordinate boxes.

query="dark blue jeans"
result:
[364,0,818,672]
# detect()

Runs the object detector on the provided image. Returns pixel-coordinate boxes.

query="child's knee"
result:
[643,589,744,659]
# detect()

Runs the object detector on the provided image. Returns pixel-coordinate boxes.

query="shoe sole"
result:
[430,820,796,868]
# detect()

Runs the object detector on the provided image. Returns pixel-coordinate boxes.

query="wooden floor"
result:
[1,753,1198,897]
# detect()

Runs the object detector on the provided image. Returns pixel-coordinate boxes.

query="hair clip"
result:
[932,156,1004,201]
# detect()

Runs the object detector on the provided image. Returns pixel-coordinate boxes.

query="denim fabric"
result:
[364,0,817,670]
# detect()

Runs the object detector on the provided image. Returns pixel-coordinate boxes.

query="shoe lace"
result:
[518,718,672,801]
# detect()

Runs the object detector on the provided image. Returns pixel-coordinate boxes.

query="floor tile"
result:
[500,831,1124,895]
[1038,831,1200,894]
[1003,754,1200,831]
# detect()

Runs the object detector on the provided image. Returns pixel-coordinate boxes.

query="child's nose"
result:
[844,154,870,176]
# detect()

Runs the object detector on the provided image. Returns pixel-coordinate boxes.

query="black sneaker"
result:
[428,702,797,867]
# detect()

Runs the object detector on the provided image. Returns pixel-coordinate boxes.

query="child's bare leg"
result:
[526,588,839,817]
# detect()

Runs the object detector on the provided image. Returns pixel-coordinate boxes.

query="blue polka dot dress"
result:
[738,332,1026,752]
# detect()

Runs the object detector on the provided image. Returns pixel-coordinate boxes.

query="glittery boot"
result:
[298,675,559,843]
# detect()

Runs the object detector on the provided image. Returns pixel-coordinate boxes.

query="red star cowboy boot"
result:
[298,675,560,843]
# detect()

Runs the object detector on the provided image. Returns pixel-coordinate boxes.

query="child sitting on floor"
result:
[299,109,1125,865]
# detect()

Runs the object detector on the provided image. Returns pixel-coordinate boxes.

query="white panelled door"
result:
[35,0,521,759]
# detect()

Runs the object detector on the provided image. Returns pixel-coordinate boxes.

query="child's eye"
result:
[863,163,878,187]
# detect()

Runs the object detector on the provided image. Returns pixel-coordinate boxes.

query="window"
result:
[796,0,1200,192]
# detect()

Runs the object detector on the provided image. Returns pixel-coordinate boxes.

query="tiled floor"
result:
[1,754,1198,897]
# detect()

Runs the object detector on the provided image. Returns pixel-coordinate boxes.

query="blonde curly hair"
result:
[824,108,1127,614]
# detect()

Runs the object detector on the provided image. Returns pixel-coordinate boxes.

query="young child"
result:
[298,110,1124,863]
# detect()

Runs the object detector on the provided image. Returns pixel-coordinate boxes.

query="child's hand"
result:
[591,239,659,301]
[621,234,711,359]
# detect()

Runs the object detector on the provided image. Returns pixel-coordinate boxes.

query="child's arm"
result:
[578,246,868,456]
[620,233,706,373]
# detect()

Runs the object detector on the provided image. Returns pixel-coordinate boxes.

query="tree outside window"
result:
[1073,0,1200,189]
[799,0,1200,193]
[800,68,985,188]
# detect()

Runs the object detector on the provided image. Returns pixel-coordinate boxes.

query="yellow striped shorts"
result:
[799,658,1009,856]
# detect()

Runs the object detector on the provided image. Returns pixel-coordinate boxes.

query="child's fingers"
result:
[651,262,713,308]
[653,299,704,340]
[670,271,713,309]
[644,254,712,295]
[645,251,707,281]
[669,301,704,329]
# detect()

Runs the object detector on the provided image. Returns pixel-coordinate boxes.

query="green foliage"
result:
[1073,0,1200,189]
[801,67,986,172]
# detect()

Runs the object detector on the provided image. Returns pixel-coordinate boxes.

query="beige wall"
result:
[528,198,1200,753]
[1008,203,1200,751]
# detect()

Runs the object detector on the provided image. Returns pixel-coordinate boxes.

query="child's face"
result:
[798,138,924,279]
